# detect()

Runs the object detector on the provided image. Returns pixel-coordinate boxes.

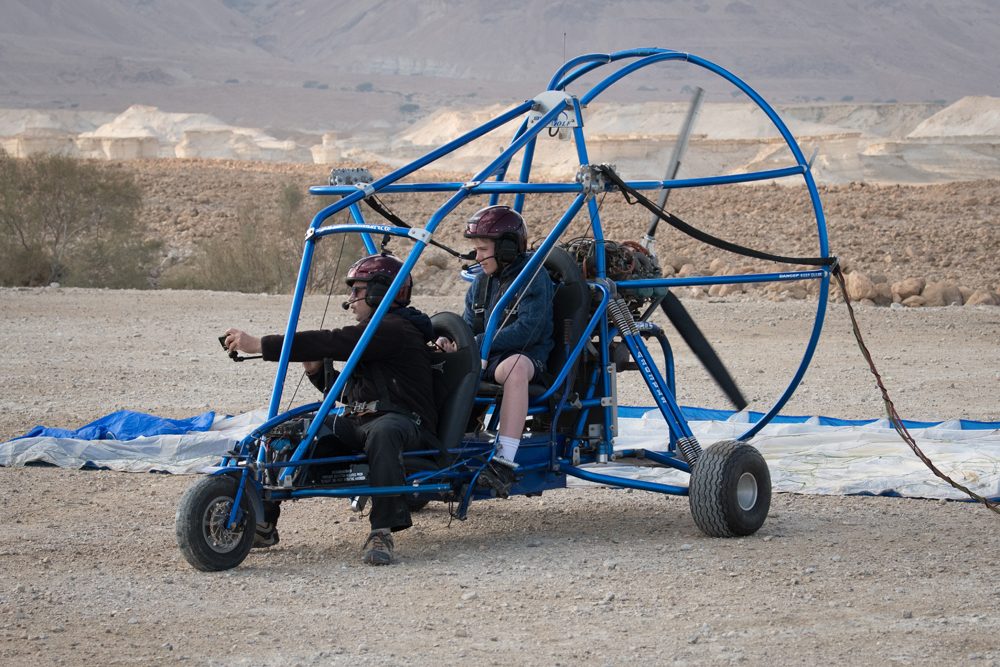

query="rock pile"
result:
[839,271,998,307]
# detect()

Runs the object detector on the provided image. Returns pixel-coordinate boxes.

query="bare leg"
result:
[494,354,535,443]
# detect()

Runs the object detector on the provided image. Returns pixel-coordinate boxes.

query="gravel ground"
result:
[1,287,998,665]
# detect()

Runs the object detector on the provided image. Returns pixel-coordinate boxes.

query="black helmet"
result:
[345,253,412,306]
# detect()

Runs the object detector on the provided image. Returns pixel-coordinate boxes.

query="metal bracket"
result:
[304,227,316,241]
[355,182,376,198]
[527,90,578,129]
[407,227,432,244]
[462,180,482,190]
[575,164,615,199]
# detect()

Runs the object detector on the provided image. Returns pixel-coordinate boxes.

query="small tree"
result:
[0,150,158,287]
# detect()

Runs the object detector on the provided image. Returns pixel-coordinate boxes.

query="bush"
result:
[0,150,159,287]
[162,182,365,294]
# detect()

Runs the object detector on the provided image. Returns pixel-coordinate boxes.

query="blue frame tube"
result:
[529,283,609,404]
[568,102,615,459]
[560,463,689,496]
[513,136,537,213]
[308,166,805,198]
[617,269,827,290]
[490,116,530,206]
[347,203,377,254]
[617,325,693,440]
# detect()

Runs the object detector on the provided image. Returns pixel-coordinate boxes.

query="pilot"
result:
[224,253,437,566]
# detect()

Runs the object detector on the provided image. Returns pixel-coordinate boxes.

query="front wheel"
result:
[176,475,257,571]
[688,440,771,537]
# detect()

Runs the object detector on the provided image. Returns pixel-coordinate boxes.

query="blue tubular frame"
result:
[267,99,573,479]
[227,46,830,504]
[550,47,831,445]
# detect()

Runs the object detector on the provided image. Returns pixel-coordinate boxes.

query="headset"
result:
[341,275,393,310]
[494,235,521,266]
[363,274,392,307]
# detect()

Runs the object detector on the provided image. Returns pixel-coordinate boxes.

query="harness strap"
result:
[472,277,489,333]
[363,363,418,423]
[472,274,521,335]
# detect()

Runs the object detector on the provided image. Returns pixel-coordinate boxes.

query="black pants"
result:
[351,412,421,532]
[262,412,421,533]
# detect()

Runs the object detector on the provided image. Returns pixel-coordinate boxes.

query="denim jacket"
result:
[463,252,555,365]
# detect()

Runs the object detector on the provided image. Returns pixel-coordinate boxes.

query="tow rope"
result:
[832,267,1000,515]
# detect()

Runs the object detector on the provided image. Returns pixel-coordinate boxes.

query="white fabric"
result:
[572,410,1000,501]
[0,411,266,474]
[2,409,998,500]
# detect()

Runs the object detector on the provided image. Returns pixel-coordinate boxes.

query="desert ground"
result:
[1,162,999,665]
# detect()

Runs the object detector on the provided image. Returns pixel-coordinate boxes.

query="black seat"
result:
[429,312,480,449]
[541,246,590,394]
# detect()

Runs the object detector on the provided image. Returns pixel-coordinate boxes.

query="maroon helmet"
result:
[464,205,527,264]
[345,253,412,306]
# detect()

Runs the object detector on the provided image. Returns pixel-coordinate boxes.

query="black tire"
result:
[688,440,771,537]
[175,475,257,571]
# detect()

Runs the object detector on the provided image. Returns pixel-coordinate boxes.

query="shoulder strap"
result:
[472,276,489,334]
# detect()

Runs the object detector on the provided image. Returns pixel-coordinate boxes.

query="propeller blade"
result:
[660,291,748,411]
[642,86,704,254]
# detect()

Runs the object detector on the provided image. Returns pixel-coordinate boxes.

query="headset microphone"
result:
[462,255,494,271]
[341,296,364,310]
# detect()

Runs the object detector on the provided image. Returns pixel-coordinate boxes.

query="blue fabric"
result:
[12,406,999,445]
[16,410,216,441]
[615,405,1000,430]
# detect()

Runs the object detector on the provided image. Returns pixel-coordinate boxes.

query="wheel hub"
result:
[203,496,243,553]
[736,472,758,511]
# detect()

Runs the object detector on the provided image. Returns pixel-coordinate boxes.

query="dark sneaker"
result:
[477,460,517,498]
[253,522,279,549]
[362,529,394,566]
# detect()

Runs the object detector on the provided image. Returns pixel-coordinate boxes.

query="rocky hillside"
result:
[121,158,1000,307]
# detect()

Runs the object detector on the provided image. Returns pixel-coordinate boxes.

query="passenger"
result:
[437,205,554,490]
[223,253,437,566]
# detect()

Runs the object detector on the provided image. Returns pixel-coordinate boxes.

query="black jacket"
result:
[260,307,437,433]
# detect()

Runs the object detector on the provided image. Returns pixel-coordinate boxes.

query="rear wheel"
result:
[176,475,257,571]
[688,440,770,537]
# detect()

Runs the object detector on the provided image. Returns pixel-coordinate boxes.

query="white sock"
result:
[496,436,520,461]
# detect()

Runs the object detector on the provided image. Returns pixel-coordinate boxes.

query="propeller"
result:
[641,86,704,257]
[659,291,747,411]
[634,85,744,409]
